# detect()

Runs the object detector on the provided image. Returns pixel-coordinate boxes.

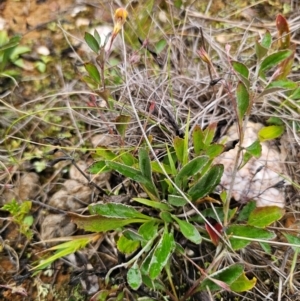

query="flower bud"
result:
[197,47,211,65]
[112,8,128,38]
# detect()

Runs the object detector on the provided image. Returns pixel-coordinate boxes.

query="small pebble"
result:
[36,46,50,56]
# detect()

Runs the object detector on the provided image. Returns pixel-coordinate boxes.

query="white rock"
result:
[215,122,286,208]
[37,46,50,56]
[41,214,76,243]
[76,17,90,28]
[0,17,6,30]
[69,161,88,183]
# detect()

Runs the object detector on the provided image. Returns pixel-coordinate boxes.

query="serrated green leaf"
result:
[266,80,297,90]
[266,117,284,126]
[94,29,101,46]
[141,180,160,202]
[141,248,155,275]
[259,80,297,97]
[164,178,174,194]
[172,215,202,244]
[230,273,256,292]
[82,75,97,87]
[236,81,250,122]
[117,235,140,254]
[141,275,155,290]
[151,161,173,175]
[203,123,217,147]
[127,263,142,290]
[105,161,149,184]
[193,125,205,154]
[13,58,26,69]
[261,31,272,49]
[239,152,252,170]
[245,140,261,158]
[139,148,152,181]
[269,89,287,98]
[88,161,111,174]
[166,144,177,175]
[248,206,285,228]
[174,242,185,255]
[283,233,300,251]
[167,194,187,206]
[160,211,173,223]
[227,225,275,250]
[260,242,272,254]
[9,46,31,61]
[123,229,145,242]
[232,61,249,78]
[188,164,224,201]
[0,35,21,52]
[237,200,256,221]
[89,203,152,220]
[255,41,268,61]
[199,264,244,291]
[95,148,117,160]
[259,50,293,73]
[148,226,175,279]
[175,156,209,187]
[220,190,227,203]
[120,152,137,166]
[258,125,285,141]
[255,30,272,61]
[84,62,100,84]
[133,198,171,211]
[205,144,224,159]
[173,136,185,163]
[139,220,158,241]
[35,61,46,73]
[84,32,100,53]
[138,221,158,249]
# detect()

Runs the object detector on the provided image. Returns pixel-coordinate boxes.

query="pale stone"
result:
[215,122,286,208]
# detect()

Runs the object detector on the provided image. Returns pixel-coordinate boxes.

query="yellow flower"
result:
[112,8,128,38]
